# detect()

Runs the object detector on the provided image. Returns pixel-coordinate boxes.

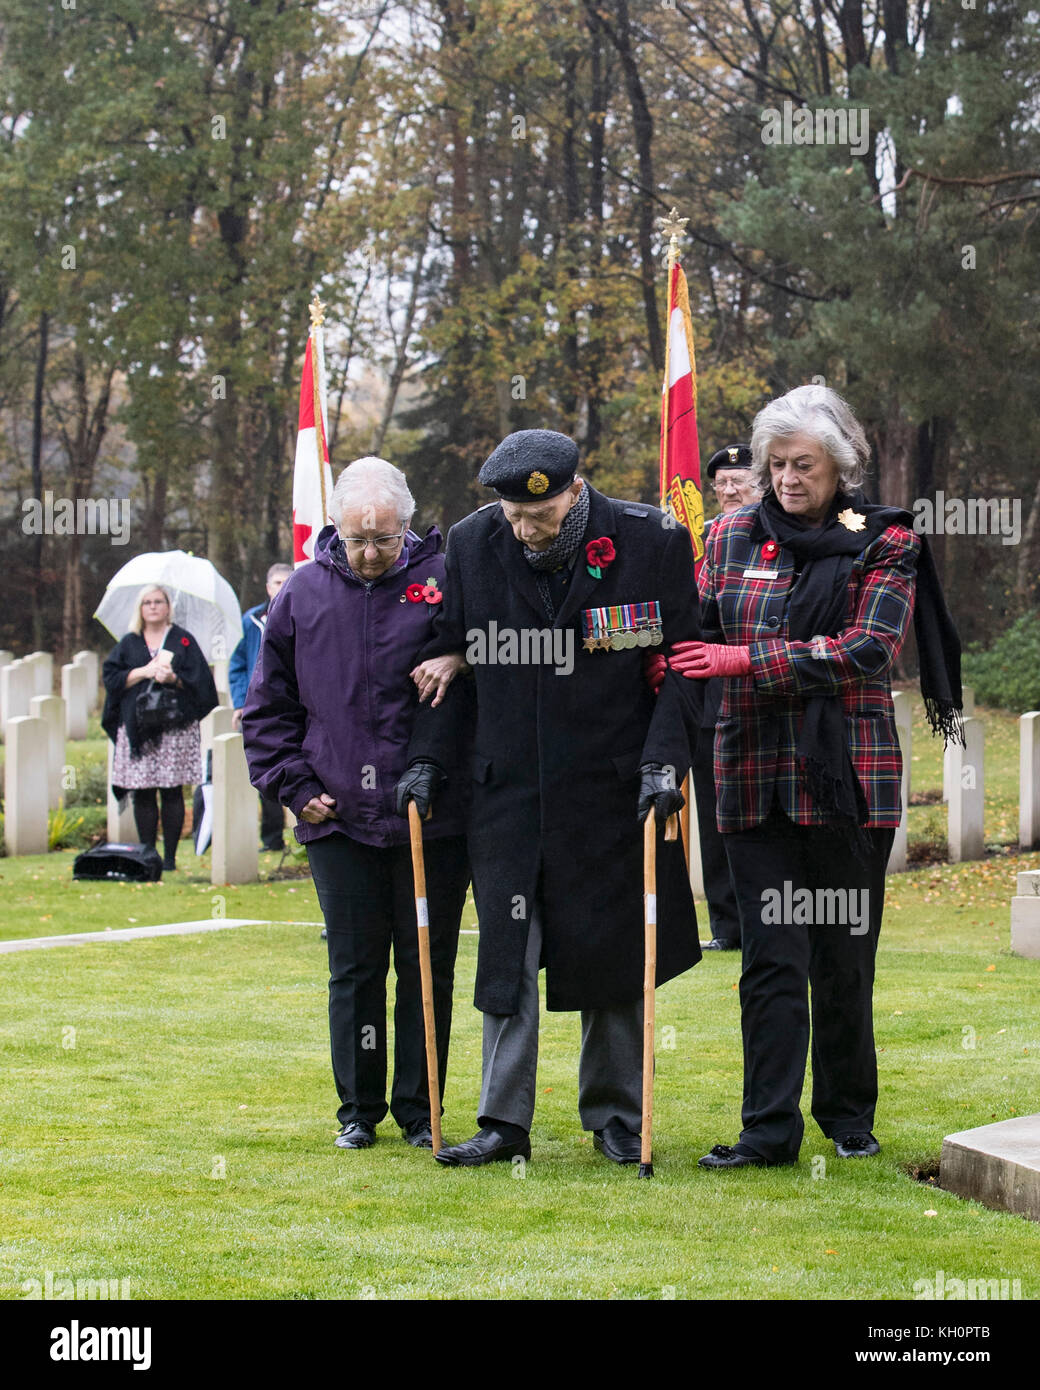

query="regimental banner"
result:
[292,323,334,567]
[659,257,704,577]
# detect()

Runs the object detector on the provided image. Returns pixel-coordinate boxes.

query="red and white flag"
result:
[292,333,334,566]
[659,258,704,577]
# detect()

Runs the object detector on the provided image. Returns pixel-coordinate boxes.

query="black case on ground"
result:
[72,842,163,882]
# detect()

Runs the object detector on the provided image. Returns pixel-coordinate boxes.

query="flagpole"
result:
[309,294,329,523]
[655,209,693,866]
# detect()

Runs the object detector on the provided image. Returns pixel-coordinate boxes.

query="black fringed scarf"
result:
[758,490,964,843]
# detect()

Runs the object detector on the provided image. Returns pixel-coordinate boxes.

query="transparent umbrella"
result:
[94,550,241,662]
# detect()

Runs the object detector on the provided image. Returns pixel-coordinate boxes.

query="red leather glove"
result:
[668,640,752,679]
[644,651,667,695]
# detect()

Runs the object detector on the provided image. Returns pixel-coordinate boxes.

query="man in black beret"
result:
[695,445,759,951]
[398,429,703,1168]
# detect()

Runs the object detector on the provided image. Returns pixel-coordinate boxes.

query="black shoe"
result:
[262,840,286,853]
[834,1131,880,1158]
[702,938,739,951]
[697,1142,769,1169]
[402,1119,433,1149]
[161,856,177,872]
[435,1125,530,1167]
[593,1117,641,1165]
[334,1120,376,1149]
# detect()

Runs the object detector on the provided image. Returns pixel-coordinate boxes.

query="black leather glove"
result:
[637,763,685,824]
[395,760,446,819]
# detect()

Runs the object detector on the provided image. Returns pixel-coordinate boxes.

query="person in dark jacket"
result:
[101,586,218,871]
[696,446,760,949]
[229,561,292,851]
[398,430,703,1169]
[242,457,471,1152]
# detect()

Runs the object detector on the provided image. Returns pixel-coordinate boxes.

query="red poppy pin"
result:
[405,583,426,603]
[585,536,616,579]
[421,578,443,605]
[180,636,190,646]
[762,541,779,560]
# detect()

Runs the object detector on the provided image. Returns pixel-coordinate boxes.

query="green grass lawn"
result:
[1,848,1038,1301]
[1,691,1038,1300]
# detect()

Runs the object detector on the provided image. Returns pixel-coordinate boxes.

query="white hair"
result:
[750,384,870,493]
[328,456,415,532]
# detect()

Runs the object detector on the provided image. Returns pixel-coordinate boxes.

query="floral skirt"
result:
[113,723,202,789]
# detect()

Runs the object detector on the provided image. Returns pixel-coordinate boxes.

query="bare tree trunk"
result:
[30,310,49,647]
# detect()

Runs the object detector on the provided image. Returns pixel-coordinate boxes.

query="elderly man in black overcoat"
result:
[398,429,703,1167]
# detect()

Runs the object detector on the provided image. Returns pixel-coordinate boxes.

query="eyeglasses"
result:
[712,478,748,494]
[341,530,406,552]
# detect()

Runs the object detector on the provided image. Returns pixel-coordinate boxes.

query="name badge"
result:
[743,567,781,580]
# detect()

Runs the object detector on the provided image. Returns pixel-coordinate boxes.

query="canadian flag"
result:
[292,334,334,566]
[659,258,704,577]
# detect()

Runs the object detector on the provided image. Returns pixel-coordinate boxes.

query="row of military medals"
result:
[582,601,663,652]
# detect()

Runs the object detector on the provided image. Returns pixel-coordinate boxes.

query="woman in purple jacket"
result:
[242,457,470,1152]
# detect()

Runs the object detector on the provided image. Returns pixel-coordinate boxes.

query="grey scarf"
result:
[522,482,590,620]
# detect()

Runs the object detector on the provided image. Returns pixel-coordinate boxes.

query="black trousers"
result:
[260,795,285,849]
[723,805,894,1162]
[691,730,741,944]
[306,832,470,1129]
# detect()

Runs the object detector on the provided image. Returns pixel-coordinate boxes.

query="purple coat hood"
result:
[242,523,468,847]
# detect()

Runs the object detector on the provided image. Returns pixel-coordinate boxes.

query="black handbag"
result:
[73,842,164,882]
[135,678,182,740]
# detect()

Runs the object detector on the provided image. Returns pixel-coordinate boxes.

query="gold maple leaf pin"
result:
[837,508,866,532]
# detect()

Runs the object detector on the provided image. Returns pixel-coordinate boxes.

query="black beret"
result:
[706,444,753,479]
[478,430,579,502]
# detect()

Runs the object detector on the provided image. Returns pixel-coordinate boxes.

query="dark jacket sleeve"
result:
[405,525,473,775]
[170,627,219,723]
[101,636,138,744]
[240,591,326,817]
[638,520,704,778]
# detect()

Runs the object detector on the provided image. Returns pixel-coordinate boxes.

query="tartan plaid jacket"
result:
[697,504,920,831]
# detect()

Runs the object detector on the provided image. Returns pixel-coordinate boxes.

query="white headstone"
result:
[106,739,138,843]
[211,732,258,885]
[1,659,33,736]
[1010,869,1040,960]
[61,662,89,740]
[948,716,985,863]
[30,694,65,810]
[4,715,49,855]
[73,650,100,713]
[200,704,236,767]
[0,650,13,669]
[1019,713,1040,852]
[211,657,232,707]
[26,651,54,697]
[942,685,975,802]
[685,770,705,899]
[888,691,912,873]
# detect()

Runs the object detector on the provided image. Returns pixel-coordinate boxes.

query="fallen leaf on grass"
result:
[923,1209,938,1217]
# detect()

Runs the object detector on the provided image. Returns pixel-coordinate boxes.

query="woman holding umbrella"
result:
[101,586,218,870]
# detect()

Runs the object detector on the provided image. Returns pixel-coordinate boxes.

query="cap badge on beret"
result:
[727,448,738,463]
[527,471,550,495]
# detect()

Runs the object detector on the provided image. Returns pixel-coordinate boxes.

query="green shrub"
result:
[962,612,1040,712]
[48,802,85,851]
[64,759,108,807]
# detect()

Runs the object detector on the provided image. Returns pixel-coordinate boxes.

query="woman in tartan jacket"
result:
[667,384,962,1169]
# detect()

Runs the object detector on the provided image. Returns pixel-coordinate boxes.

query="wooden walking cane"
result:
[407,800,443,1155]
[638,812,677,1179]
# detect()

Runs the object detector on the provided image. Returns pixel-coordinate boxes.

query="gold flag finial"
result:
[309,294,326,329]
[657,206,688,247]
